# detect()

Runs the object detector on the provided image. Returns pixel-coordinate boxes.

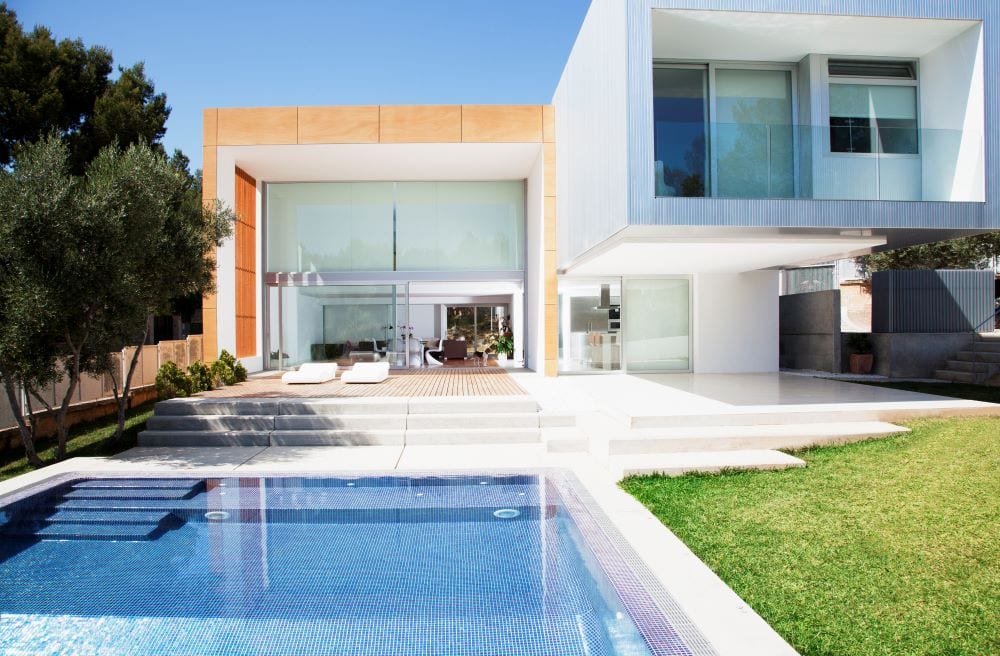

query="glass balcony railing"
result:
[653,122,982,202]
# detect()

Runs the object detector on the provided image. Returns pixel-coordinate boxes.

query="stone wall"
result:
[779,290,842,372]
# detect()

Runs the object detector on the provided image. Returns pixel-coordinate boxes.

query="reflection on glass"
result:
[396,182,524,272]
[653,67,708,197]
[446,305,508,354]
[714,69,794,198]
[623,279,689,372]
[829,84,917,154]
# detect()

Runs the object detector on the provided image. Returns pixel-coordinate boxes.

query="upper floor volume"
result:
[651,8,985,204]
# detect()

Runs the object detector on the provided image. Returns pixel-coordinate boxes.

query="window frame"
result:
[825,57,920,159]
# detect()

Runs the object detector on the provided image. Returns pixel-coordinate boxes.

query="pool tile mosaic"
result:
[0,472,715,655]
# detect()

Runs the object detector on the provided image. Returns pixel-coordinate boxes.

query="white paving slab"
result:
[609,449,806,480]
[237,446,402,472]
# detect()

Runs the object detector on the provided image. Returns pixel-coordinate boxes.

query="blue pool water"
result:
[0,474,702,655]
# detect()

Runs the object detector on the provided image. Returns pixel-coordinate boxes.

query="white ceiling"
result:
[218,143,543,182]
[652,10,979,62]
[564,233,886,275]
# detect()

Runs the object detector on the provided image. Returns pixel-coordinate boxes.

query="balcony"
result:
[654,121,982,202]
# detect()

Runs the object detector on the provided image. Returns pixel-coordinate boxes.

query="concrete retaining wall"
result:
[779,290,841,372]
[867,332,975,378]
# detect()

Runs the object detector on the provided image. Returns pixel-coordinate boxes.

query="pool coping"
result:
[0,458,799,656]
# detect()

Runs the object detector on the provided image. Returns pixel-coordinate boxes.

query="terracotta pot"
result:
[849,353,874,374]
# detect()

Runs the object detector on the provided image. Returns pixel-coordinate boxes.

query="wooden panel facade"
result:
[298,105,379,144]
[461,105,544,142]
[234,167,257,359]
[378,105,462,143]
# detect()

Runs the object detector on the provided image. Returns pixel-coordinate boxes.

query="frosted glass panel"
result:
[396,181,524,271]
[830,85,916,120]
[714,69,793,198]
[266,183,393,272]
[623,279,690,372]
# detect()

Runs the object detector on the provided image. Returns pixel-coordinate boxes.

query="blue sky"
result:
[7,0,591,171]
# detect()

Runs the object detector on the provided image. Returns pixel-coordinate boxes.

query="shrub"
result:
[210,359,236,386]
[155,361,191,399]
[846,333,873,354]
[187,361,215,393]
[233,361,248,383]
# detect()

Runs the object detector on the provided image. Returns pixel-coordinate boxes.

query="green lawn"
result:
[0,402,154,483]
[622,417,1000,656]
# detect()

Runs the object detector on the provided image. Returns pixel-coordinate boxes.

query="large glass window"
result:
[653,67,708,197]
[557,280,622,373]
[623,279,690,372]
[714,68,794,198]
[396,181,524,271]
[266,181,523,274]
[266,183,394,273]
[829,84,918,155]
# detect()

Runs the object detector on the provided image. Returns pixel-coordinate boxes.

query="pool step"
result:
[72,479,202,491]
[608,449,806,480]
[0,509,177,541]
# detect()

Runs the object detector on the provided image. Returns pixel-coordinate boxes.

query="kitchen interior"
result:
[558,280,622,373]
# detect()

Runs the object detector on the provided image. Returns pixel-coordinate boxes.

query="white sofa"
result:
[281,362,339,384]
[340,362,390,384]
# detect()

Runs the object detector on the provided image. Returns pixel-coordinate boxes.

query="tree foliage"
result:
[856,233,1000,276]
[0,137,233,463]
[0,3,169,172]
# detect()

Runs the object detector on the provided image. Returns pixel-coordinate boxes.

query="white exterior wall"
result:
[693,272,779,373]
[921,23,986,202]
[552,0,630,265]
[525,151,545,370]
[215,149,238,359]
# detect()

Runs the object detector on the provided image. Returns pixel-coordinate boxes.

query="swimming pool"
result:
[0,472,715,655]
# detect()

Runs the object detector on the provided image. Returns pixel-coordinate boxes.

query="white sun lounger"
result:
[281,362,339,384]
[340,362,390,384]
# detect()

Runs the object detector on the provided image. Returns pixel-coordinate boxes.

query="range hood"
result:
[594,284,618,310]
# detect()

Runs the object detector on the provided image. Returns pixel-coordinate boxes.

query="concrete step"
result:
[278,399,408,416]
[603,421,908,455]
[941,360,998,374]
[270,430,405,446]
[608,449,806,480]
[954,350,1000,363]
[274,415,406,430]
[407,397,538,415]
[971,339,1000,353]
[542,427,589,453]
[146,415,275,432]
[137,430,270,447]
[154,399,279,416]
[405,413,539,430]
[539,413,577,428]
[404,428,541,445]
[933,369,980,384]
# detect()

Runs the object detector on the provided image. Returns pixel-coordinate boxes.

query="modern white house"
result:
[202,0,997,377]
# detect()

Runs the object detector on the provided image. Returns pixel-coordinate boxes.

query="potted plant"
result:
[846,333,874,374]
[492,334,515,366]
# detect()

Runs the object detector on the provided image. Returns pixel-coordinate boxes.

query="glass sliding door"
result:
[713,68,794,198]
[445,305,509,356]
[623,279,690,372]
[653,66,709,197]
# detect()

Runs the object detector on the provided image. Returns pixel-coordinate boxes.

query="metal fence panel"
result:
[872,270,994,333]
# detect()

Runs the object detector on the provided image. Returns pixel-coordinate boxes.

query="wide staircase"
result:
[0,478,199,541]
[934,333,1000,385]
[139,396,576,448]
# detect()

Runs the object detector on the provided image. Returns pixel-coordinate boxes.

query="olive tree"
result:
[0,136,232,463]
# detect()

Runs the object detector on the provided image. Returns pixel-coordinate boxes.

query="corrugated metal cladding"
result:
[626,0,998,230]
[554,0,630,266]
[871,270,995,333]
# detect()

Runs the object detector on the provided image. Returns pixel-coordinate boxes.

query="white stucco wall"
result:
[693,271,780,373]
[525,150,544,370]
[215,149,237,361]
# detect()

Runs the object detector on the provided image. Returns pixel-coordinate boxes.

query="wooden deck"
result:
[195,367,527,398]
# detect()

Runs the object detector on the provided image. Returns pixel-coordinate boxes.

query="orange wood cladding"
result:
[235,167,257,358]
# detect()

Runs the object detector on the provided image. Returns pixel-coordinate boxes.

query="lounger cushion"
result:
[341,362,390,384]
[281,362,339,384]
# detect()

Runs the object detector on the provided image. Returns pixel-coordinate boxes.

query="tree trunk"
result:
[54,341,83,461]
[0,375,44,468]
[114,331,147,442]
